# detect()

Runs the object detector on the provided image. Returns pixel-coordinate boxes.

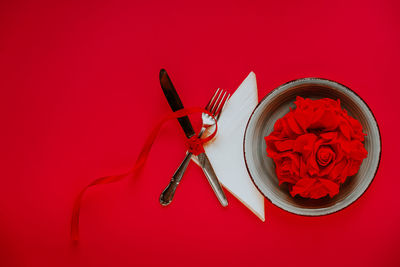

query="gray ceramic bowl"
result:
[244,78,381,216]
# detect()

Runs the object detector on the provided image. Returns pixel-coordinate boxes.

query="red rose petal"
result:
[329,159,350,183]
[339,138,352,154]
[274,118,284,132]
[307,182,329,199]
[294,112,312,131]
[290,178,316,197]
[286,113,304,135]
[290,153,301,177]
[319,179,340,197]
[281,118,297,139]
[275,140,295,151]
[320,132,337,140]
[339,121,351,140]
[300,156,310,178]
[309,108,325,126]
[294,96,306,108]
[342,112,365,141]
[347,159,364,176]
[329,159,345,179]
[349,140,368,160]
[310,109,340,131]
[293,133,317,157]
[293,179,339,199]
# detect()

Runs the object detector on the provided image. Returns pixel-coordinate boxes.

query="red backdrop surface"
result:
[1,0,399,266]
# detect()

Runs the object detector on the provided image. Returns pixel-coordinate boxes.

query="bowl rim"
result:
[243,77,382,216]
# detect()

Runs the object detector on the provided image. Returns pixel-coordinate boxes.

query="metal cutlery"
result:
[160,88,230,206]
[159,69,229,207]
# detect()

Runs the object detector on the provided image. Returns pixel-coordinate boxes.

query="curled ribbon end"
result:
[71,220,80,242]
[70,191,85,242]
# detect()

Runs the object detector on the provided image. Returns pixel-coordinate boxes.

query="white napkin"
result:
[193,72,265,221]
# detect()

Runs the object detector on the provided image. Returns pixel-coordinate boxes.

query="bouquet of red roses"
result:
[264,96,368,199]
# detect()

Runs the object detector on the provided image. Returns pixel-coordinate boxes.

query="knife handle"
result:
[160,152,193,206]
[197,153,228,207]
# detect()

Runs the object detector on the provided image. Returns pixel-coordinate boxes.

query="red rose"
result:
[264,97,368,199]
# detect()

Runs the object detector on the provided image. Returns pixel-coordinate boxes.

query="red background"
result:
[1,0,399,266]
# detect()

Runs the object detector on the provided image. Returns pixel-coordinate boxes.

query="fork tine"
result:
[213,91,227,116]
[205,88,220,111]
[210,89,223,114]
[215,93,230,120]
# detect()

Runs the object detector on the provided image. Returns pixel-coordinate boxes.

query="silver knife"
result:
[159,69,228,207]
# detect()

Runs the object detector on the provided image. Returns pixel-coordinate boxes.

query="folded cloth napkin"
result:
[193,72,265,221]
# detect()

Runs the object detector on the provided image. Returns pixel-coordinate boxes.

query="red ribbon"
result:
[71,107,217,241]
[185,136,205,155]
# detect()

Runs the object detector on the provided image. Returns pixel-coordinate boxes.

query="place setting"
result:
[71,69,382,241]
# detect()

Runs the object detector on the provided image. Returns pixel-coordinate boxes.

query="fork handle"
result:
[160,152,193,206]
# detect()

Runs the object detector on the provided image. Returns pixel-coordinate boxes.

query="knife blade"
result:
[159,69,195,139]
[159,69,228,207]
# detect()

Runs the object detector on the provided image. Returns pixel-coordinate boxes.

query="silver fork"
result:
[160,88,230,206]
